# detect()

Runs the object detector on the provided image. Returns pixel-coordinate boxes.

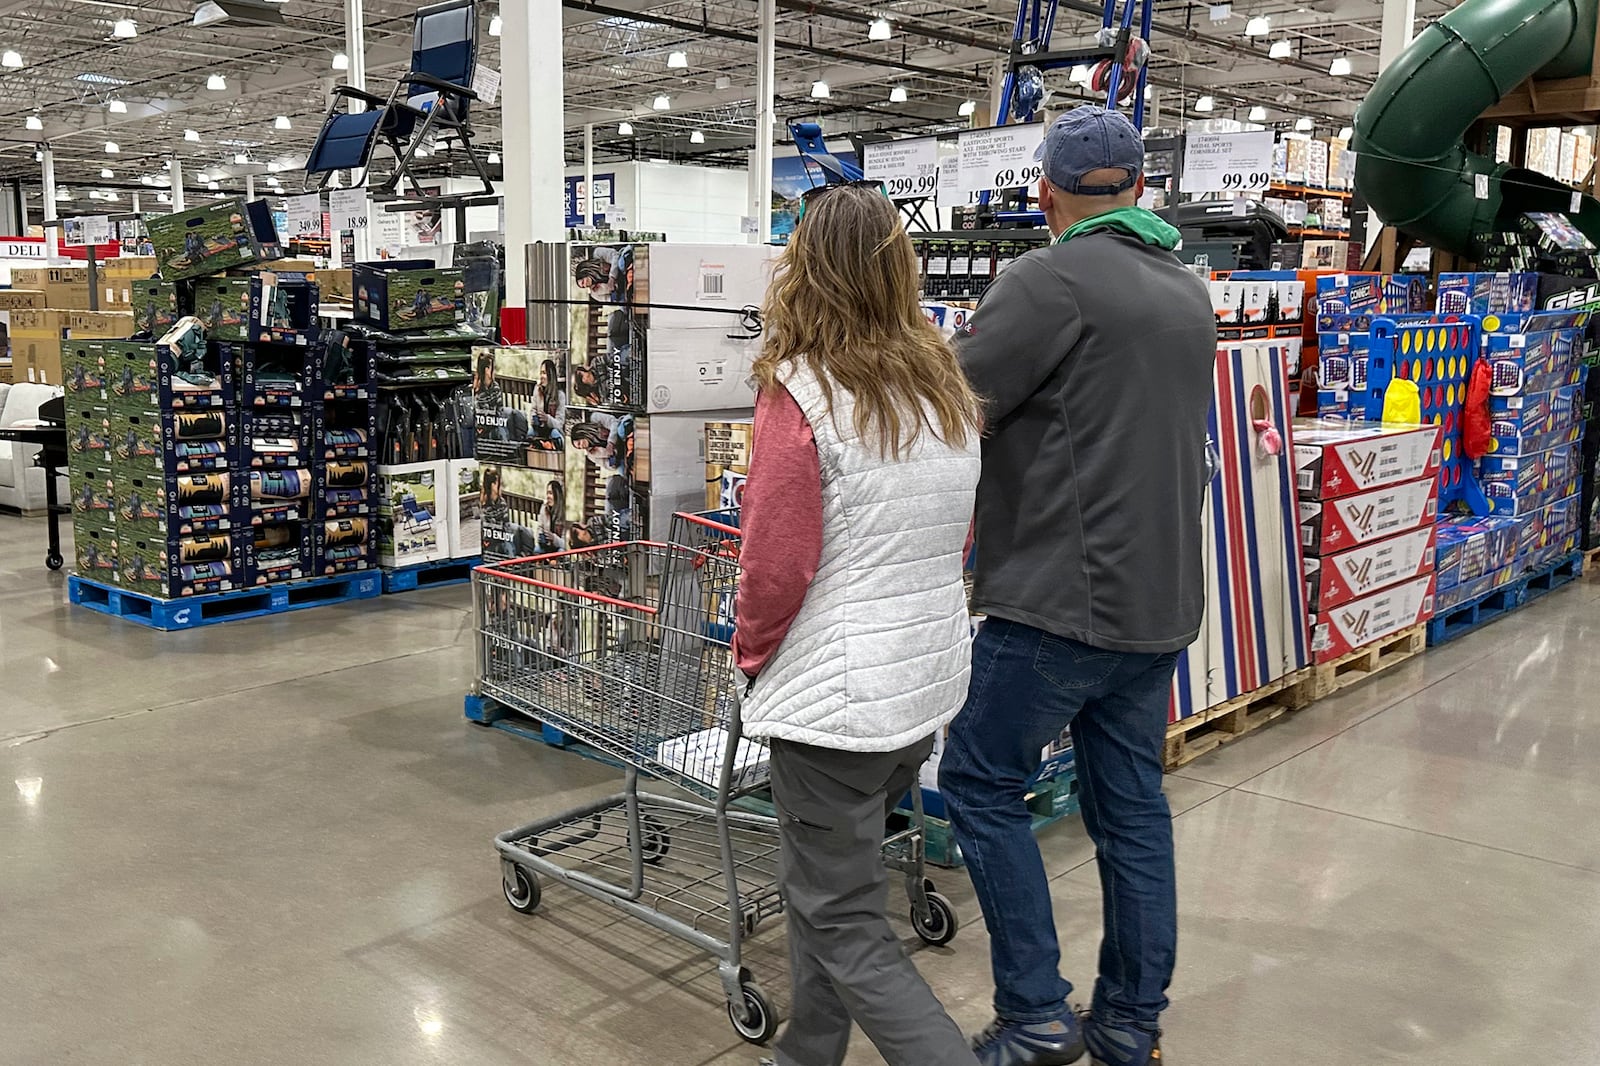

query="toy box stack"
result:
[1476,309,1589,568]
[1313,273,1431,420]
[1293,419,1442,662]
[479,241,776,562]
[1206,273,1307,382]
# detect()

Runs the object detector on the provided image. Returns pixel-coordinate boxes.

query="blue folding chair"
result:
[304,0,494,199]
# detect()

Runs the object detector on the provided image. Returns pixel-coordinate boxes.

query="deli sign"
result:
[0,237,47,260]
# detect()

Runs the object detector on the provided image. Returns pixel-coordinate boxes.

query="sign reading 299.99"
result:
[863,135,939,201]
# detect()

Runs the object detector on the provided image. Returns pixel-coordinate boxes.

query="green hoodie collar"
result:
[1054,205,1181,250]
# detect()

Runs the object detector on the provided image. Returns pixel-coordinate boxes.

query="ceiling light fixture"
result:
[889,85,907,103]
[489,13,503,36]
[332,51,349,71]
[112,18,137,38]
[104,191,119,202]
[1328,55,1352,76]
[108,98,127,113]
[266,160,282,172]
[1,50,21,68]
[1244,15,1270,35]
[690,130,705,143]
[100,168,113,178]
[193,1,286,29]
[652,94,670,110]
[1338,125,1354,140]
[487,151,501,163]
[104,140,119,153]
[56,189,71,202]
[274,115,291,130]
[667,50,687,68]
[234,152,249,164]
[715,75,731,89]
[868,17,892,40]
[619,121,634,135]
[195,172,209,183]
[140,175,155,185]
[414,146,429,158]
[207,74,227,90]
[1248,105,1267,121]
[207,181,219,191]
[811,80,830,99]
[157,192,171,204]
[1195,95,1215,112]
[1295,116,1314,131]
[184,128,201,142]
[1269,39,1292,59]
[25,115,41,131]
[958,98,977,117]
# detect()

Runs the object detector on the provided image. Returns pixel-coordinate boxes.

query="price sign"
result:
[956,123,1045,194]
[471,65,501,106]
[330,187,369,231]
[863,135,939,201]
[284,192,324,237]
[1181,131,1275,193]
[80,215,113,245]
[936,149,961,205]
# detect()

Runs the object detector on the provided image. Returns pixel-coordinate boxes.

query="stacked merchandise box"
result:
[1208,273,1306,380]
[704,419,753,512]
[347,264,478,573]
[1434,514,1523,612]
[1294,419,1442,662]
[1478,312,1589,567]
[1313,273,1432,419]
[1169,339,1310,723]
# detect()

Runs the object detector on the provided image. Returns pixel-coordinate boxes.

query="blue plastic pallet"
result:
[69,571,381,631]
[464,693,625,768]
[381,556,482,593]
[1426,551,1585,647]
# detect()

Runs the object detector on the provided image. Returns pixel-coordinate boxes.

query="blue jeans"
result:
[939,617,1179,1031]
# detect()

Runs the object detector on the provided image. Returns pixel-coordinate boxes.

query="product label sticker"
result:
[698,261,727,300]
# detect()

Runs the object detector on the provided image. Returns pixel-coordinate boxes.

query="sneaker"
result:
[1083,1018,1161,1065]
[971,1013,1086,1066]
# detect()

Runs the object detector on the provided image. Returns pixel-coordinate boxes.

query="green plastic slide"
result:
[1353,0,1600,256]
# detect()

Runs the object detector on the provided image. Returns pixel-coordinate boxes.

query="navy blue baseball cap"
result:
[1034,106,1144,195]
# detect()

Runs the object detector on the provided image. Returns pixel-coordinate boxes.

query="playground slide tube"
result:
[1353,0,1598,256]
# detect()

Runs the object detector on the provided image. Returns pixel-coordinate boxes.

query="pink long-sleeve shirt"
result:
[731,384,824,678]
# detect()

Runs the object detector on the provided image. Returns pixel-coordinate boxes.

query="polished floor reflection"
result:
[3,513,1599,1065]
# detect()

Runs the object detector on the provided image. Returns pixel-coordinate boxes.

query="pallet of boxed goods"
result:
[68,569,380,631]
[1164,667,1314,771]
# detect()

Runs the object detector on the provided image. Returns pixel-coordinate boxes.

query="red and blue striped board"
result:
[1171,340,1311,723]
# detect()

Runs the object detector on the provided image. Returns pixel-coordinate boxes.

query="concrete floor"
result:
[3,513,1600,1066]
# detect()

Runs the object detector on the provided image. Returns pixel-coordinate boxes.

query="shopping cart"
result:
[476,511,958,1044]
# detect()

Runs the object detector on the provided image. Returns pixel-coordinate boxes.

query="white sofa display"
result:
[0,381,70,515]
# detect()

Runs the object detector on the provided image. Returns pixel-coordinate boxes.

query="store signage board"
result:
[330,187,369,231]
[471,66,501,106]
[936,147,962,205]
[284,192,324,237]
[1181,131,1275,193]
[80,215,113,245]
[863,136,939,200]
[956,123,1045,194]
[372,210,406,256]
[0,237,47,259]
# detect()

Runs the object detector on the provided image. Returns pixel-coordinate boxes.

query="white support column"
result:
[346,0,374,263]
[501,0,567,316]
[1368,0,1416,252]
[170,157,185,212]
[584,123,594,227]
[748,0,776,243]
[131,191,141,215]
[40,147,56,258]
[246,174,256,201]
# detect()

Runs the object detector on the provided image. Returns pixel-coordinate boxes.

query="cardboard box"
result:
[704,419,753,512]
[145,198,268,281]
[353,262,465,330]
[1299,476,1439,554]
[190,277,254,341]
[311,331,373,402]
[67,310,134,339]
[1309,572,1435,663]
[1301,240,1353,271]
[0,289,45,310]
[245,467,314,526]
[312,397,378,462]
[445,458,482,558]
[103,255,158,279]
[244,521,315,585]
[1435,272,1539,315]
[479,462,568,562]
[1304,523,1436,612]
[73,522,119,583]
[66,405,115,468]
[319,268,354,302]
[376,460,449,567]
[1435,513,1522,591]
[1313,274,1428,316]
[228,341,310,409]
[13,336,64,385]
[1436,562,1517,613]
[564,409,645,544]
[112,407,238,477]
[472,345,567,466]
[13,267,92,309]
[61,340,109,405]
[130,280,185,337]
[238,407,312,471]
[160,532,244,597]
[153,318,236,410]
[315,516,375,575]
[1294,419,1443,500]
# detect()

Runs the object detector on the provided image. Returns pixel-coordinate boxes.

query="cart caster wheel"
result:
[503,865,542,914]
[912,891,958,947]
[45,551,63,571]
[640,816,670,866]
[728,982,778,1044]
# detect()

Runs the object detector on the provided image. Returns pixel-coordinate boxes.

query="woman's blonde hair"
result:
[755,185,981,458]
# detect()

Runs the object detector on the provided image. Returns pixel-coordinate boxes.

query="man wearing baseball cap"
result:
[941,106,1217,1066]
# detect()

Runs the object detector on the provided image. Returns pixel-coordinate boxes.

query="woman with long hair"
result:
[733,183,982,1066]
[534,358,567,444]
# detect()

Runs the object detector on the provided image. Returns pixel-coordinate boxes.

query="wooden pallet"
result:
[1298,623,1427,702]
[1164,668,1313,771]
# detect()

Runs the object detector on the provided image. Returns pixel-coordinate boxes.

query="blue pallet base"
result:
[382,556,481,593]
[69,571,382,631]
[1427,551,1585,647]
[464,693,624,768]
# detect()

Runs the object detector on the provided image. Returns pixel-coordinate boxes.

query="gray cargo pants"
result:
[767,735,979,1066]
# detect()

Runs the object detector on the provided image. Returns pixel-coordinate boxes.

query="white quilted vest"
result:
[740,360,980,752]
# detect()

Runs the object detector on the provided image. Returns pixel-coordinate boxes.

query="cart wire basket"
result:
[475,510,958,1044]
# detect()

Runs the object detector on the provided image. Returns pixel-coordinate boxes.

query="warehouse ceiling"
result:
[0,0,1454,214]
